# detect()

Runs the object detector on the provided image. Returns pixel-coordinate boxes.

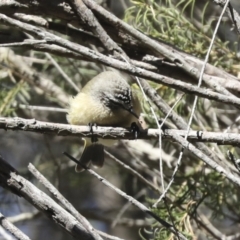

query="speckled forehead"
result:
[104,75,128,89]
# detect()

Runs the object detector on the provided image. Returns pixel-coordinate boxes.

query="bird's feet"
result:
[130,122,140,139]
[88,122,98,143]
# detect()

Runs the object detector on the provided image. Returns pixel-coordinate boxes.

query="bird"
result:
[67,71,141,172]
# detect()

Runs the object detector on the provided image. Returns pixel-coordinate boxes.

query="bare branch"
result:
[213,0,240,34]
[83,0,234,97]
[28,163,104,240]
[67,0,126,57]
[0,212,31,240]
[1,13,240,109]
[0,155,102,240]
[63,152,188,240]
[1,117,240,145]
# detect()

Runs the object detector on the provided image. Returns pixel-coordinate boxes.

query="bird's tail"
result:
[75,139,104,172]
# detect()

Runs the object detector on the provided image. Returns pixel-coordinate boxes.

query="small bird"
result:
[67,71,141,172]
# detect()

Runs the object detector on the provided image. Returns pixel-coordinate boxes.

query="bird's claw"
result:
[88,122,98,143]
[130,122,140,139]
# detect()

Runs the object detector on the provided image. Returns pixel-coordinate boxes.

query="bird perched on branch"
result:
[67,71,141,172]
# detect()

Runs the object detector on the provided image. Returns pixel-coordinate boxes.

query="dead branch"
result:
[0,155,103,240]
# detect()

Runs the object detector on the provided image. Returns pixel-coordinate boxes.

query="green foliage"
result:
[142,162,239,239]
[128,2,240,238]
[125,0,238,73]
[0,77,30,116]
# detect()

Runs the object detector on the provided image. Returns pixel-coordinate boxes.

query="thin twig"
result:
[153,0,231,207]
[105,150,159,192]
[12,103,67,113]
[120,55,164,193]
[63,152,188,240]
[45,53,79,92]
[111,189,147,228]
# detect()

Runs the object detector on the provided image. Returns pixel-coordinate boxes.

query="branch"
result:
[1,117,240,145]
[0,212,30,240]
[28,163,104,240]
[82,0,235,98]
[7,11,240,94]
[0,155,103,240]
[2,0,240,95]
[1,14,240,108]
[63,153,188,240]
[67,0,125,57]
[2,116,240,187]
[213,0,240,34]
